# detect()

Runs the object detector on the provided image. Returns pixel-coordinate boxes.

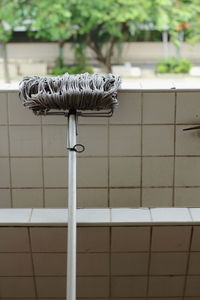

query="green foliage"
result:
[29,0,73,42]
[50,65,93,76]
[156,57,192,74]
[0,0,22,42]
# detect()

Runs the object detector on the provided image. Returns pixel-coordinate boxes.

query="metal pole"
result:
[67,113,77,300]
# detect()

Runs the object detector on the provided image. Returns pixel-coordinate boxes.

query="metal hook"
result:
[183,126,200,131]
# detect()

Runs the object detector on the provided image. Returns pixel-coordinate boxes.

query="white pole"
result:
[67,113,77,300]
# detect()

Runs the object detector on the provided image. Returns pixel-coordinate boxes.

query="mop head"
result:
[19,73,121,112]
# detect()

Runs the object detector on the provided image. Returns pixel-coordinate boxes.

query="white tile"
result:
[110,299,143,300]
[110,157,140,187]
[111,208,151,223]
[0,126,9,156]
[0,227,30,252]
[78,112,108,125]
[111,227,150,252]
[143,157,174,187]
[31,208,67,224]
[182,296,199,300]
[78,188,108,208]
[77,227,109,252]
[175,157,200,186]
[111,253,148,275]
[146,298,182,300]
[148,276,184,297]
[110,92,141,124]
[150,252,188,275]
[77,158,108,187]
[8,92,40,125]
[0,277,35,298]
[151,208,192,223]
[184,297,200,300]
[42,125,67,156]
[13,189,43,208]
[191,226,200,250]
[42,114,67,125]
[78,125,108,156]
[176,92,200,124]
[142,125,174,155]
[0,189,11,208]
[109,125,141,156]
[77,208,110,223]
[0,253,33,276]
[0,208,31,224]
[33,253,66,276]
[0,93,8,124]
[45,188,67,208]
[190,208,200,222]
[185,276,200,297]
[11,158,43,188]
[9,125,42,156]
[110,188,140,207]
[44,157,68,187]
[188,253,200,275]
[142,188,173,207]
[77,253,109,275]
[143,92,175,124]
[36,277,66,298]
[176,125,200,155]
[175,188,200,207]
[0,158,10,187]
[30,227,67,252]
[151,226,192,251]
[77,277,109,298]
[111,276,147,297]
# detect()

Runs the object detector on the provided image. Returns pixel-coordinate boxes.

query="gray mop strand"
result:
[19,73,121,112]
[19,72,121,300]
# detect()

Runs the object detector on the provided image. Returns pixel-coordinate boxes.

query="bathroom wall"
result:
[0,89,200,208]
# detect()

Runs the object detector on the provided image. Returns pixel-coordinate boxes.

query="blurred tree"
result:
[151,0,200,58]
[29,0,74,68]
[0,0,20,82]
[70,0,150,72]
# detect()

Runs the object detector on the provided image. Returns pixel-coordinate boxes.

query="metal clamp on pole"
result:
[67,144,85,153]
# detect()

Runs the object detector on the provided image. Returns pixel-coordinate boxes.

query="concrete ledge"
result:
[0,208,199,226]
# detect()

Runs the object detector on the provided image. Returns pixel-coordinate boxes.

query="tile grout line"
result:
[109,226,112,300]
[172,91,177,207]
[108,119,110,208]
[5,121,200,126]
[40,117,45,208]
[6,93,13,208]
[2,154,200,158]
[182,226,194,300]
[140,92,143,207]
[145,226,153,300]
[28,227,38,300]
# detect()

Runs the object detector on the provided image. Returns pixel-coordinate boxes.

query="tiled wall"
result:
[0,90,200,208]
[0,225,200,299]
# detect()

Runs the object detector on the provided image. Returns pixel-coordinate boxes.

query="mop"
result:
[19,72,121,300]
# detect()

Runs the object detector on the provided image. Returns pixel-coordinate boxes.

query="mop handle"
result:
[67,113,77,300]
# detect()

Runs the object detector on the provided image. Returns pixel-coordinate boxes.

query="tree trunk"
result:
[58,41,65,68]
[162,31,169,60]
[1,42,10,83]
[103,60,112,73]
[176,31,184,58]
